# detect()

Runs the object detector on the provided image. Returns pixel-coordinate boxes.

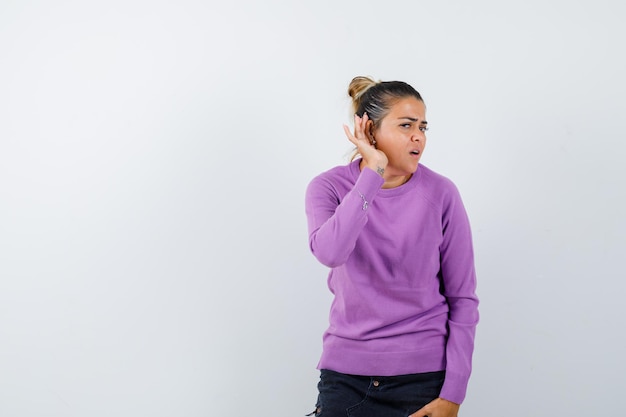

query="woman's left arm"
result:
[437,183,480,405]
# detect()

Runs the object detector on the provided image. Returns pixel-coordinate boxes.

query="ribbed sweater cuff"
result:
[439,370,469,405]
[354,167,384,203]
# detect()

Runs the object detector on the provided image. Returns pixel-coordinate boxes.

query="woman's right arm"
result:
[306,113,387,267]
[305,167,383,267]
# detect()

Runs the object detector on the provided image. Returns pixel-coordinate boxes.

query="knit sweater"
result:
[305,159,479,404]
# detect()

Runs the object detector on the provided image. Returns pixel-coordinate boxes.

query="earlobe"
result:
[369,132,377,147]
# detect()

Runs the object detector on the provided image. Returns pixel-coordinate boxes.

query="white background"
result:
[1,1,625,416]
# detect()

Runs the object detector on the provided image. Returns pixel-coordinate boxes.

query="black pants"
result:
[309,369,445,417]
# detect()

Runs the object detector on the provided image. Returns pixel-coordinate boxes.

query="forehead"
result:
[386,97,426,120]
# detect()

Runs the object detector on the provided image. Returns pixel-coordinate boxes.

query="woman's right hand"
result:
[343,113,388,176]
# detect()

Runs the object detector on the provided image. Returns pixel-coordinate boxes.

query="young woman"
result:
[305,76,479,417]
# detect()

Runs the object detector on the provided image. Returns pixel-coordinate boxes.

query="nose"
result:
[411,131,424,142]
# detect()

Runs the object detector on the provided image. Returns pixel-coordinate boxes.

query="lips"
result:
[410,150,421,155]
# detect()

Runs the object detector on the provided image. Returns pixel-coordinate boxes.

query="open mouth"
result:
[410,150,421,156]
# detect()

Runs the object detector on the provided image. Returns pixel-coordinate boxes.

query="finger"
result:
[361,112,369,129]
[359,113,372,143]
[343,124,359,146]
[352,114,363,138]
[347,118,368,146]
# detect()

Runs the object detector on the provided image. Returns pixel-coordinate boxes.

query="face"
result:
[370,97,427,177]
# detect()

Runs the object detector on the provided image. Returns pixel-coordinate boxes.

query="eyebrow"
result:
[398,117,428,124]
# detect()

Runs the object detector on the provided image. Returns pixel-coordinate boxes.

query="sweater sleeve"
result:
[305,167,384,267]
[438,184,480,404]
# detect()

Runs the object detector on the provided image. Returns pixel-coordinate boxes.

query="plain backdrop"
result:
[1,1,625,416]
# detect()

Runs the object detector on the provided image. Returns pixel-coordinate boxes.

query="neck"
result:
[381,173,412,189]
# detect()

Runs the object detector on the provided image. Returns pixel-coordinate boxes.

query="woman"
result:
[305,76,479,417]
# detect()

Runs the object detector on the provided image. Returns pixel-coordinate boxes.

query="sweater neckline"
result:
[350,159,423,197]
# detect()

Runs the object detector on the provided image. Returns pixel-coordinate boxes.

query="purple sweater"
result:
[305,160,479,404]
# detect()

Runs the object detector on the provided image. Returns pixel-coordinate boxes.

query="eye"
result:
[400,123,411,129]
[419,126,429,132]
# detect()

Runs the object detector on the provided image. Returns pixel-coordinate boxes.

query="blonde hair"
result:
[348,76,380,114]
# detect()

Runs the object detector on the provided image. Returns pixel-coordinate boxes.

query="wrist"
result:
[366,164,385,176]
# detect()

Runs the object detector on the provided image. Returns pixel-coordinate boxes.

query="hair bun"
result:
[348,76,378,100]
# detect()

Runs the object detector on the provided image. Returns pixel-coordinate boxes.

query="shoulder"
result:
[307,161,358,193]
[418,164,461,197]
[314,162,354,180]
[418,166,471,226]
[414,165,468,219]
